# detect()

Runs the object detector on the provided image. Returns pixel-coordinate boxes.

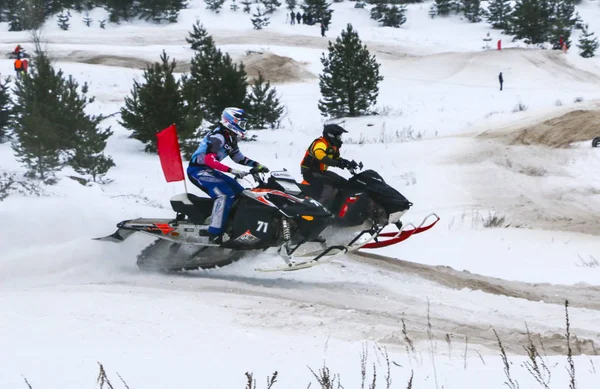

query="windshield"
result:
[276,179,301,195]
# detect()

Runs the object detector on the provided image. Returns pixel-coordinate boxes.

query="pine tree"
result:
[372,3,406,27]
[0,77,11,142]
[370,1,387,23]
[246,72,285,129]
[186,20,215,52]
[204,0,226,13]
[104,0,138,23]
[251,6,270,29]
[549,0,576,49]
[137,0,187,23]
[577,23,599,58]
[120,50,200,152]
[11,51,65,182]
[182,46,248,125]
[83,11,93,26]
[302,0,333,25]
[487,0,512,30]
[60,78,115,183]
[318,24,383,118]
[434,0,452,16]
[69,123,115,183]
[241,0,252,12]
[230,0,239,11]
[462,0,484,22]
[285,0,297,10]
[11,46,113,183]
[57,11,70,30]
[510,0,552,44]
[261,0,281,14]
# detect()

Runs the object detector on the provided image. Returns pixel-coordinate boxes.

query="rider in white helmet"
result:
[187,107,269,243]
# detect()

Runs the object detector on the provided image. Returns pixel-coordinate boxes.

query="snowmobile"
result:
[6,50,30,59]
[95,167,379,272]
[593,137,600,148]
[298,162,439,251]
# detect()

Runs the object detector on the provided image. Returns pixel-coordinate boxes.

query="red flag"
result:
[156,124,185,182]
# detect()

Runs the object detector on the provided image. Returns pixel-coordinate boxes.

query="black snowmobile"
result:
[6,50,30,59]
[298,162,440,249]
[95,168,374,272]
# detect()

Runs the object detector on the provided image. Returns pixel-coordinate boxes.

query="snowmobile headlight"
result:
[301,215,314,221]
[388,210,406,224]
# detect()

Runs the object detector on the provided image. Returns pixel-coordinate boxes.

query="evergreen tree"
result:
[11,47,113,183]
[462,0,484,22]
[186,20,215,52]
[120,51,200,152]
[577,23,599,58]
[137,0,187,23]
[549,0,576,49]
[302,0,332,25]
[0,77,11,142]
[204,0,226,13]
[57,11,70,30]
[69,122,115,182]
[104,0,138,23]
[83,11,93,26]
[182,46,248,125]
[11,52,66,182]
[318,24,383,118]
[61,78,115,183]
[434,0,452,16]
[251,6,270,29]
[510,0,552,44]
[241,0,252,12]
[285,0,297,10]
[486,0,512,30]
[230,0,239,11]
[371,3,406,27]
[369,1,386,23]
[261,0,281,14]
[246,72,285,129]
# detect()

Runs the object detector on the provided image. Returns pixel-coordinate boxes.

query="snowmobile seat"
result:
[170,193,214,224]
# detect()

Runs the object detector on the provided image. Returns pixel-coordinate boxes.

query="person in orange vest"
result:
[300,123,358,207]
[14,57,25,79]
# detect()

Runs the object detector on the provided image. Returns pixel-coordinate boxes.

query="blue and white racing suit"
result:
[187,126,259,236]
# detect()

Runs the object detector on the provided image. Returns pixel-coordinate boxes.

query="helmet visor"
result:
[237,119,247,130]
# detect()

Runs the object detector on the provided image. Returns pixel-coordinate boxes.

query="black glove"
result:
[256,164,269,173]
[347,160,359,170]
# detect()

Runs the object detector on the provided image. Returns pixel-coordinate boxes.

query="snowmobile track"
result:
[350,251,600,311]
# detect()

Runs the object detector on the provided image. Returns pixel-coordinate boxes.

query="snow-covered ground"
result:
[2,1,600,388]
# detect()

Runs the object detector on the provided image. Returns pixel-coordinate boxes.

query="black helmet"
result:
[323,123,347,147]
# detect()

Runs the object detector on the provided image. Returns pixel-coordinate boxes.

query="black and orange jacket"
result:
[14,59,23,70]
[300,136,340,173]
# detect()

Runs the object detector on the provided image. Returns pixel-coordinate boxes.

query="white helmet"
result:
[220,107,248,138]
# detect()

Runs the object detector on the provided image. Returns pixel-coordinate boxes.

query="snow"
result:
[2,0,600,388]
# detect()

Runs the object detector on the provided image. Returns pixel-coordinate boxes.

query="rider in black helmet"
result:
[300,123,358,207]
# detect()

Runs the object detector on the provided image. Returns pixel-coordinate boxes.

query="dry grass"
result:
[20,300,597,389]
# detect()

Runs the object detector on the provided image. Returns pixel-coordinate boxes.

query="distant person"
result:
[498,72,503,91]
[296,12,302,24]
[302,13,307,24]
[290,11,295,25]
[320,22,326,37]
[14,57,25,79]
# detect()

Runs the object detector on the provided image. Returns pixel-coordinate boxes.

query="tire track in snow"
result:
[350,251,600,310]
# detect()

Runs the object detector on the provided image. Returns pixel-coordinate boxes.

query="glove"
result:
[338,158,353,170]
[256,164,269,173]
[348,160,359,170]
[229,168,246,179]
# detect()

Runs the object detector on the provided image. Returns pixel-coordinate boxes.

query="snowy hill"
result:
[1,1,600,388]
